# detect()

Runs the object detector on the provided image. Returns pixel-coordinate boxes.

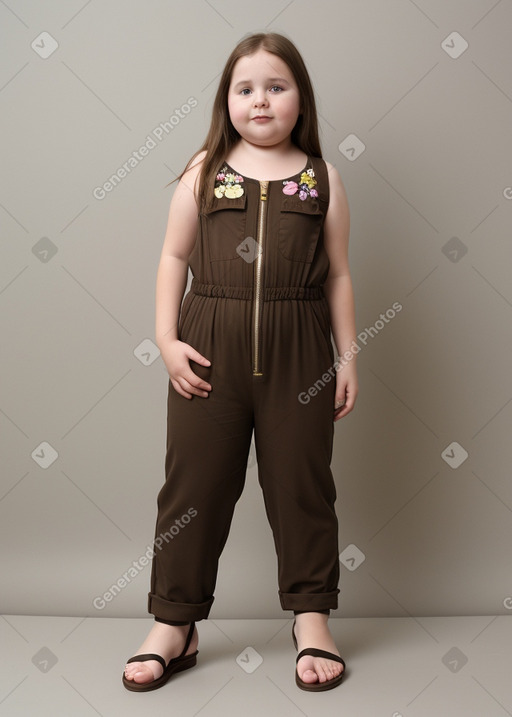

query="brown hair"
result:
[167,32,322,214]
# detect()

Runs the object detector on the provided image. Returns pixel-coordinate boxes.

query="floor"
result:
[1,614,511,716]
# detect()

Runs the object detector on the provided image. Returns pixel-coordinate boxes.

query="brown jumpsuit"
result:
[148,154,340,623]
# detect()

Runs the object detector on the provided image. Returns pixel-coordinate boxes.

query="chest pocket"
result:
[204,193,248,262]
[278,195,324,263]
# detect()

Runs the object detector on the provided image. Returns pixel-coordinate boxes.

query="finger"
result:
[182,370,212,394]
[334,391,346,409]
[185,345,211,366]
[170,378,192,399]
[334,398,355,420]
[179,375,211,398]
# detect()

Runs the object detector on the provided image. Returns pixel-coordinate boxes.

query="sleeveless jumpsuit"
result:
[148,154,340,622]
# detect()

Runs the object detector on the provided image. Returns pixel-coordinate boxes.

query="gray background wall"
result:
[1,0,511,620]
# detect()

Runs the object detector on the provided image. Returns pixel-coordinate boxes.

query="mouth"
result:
[252,115,271,120]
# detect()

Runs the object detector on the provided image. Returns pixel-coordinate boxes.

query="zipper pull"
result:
[260,180,269,201]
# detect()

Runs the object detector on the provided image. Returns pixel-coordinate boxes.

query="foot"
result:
[124,622,198,685]
[293,612,344,686]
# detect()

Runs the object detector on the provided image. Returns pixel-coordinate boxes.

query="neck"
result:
[236,136,296,161]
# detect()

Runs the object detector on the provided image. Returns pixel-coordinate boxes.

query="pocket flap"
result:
[281,195,323,215]
[205,191,247,215]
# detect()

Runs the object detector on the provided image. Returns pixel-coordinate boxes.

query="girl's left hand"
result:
[333,361,358,421]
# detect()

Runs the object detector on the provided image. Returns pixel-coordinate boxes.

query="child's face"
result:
[227,49,301,149]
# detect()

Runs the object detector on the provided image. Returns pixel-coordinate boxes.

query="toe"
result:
[297,656,343,684]
[125,661,162,684]
[133,668,153,684]
[320,661,335,682]
[301,667,319,684]
[320,658,343,682]
[297,657,319,684]
[124,665,137,680]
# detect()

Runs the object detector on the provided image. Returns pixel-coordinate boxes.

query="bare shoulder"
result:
[324,160,349,209]
[160,151,207,259]
[323,160,350,256]
[174,149,207,208]
[185,149,207,175]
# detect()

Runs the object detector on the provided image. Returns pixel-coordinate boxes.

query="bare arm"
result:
[155,160,200,345]
[155,151,212,399]
[323,162,358,420]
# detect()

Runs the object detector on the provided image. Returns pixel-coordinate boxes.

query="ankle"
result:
[294,611,329,625]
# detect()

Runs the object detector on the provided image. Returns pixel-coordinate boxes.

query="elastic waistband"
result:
[191,279,325,301]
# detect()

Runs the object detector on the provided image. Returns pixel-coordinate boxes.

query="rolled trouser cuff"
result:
[148,592,214,623]
[294,609,330,616]
[279,589,339,612]
[155,616,190,626]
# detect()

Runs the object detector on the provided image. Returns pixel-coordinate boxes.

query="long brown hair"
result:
[167,32,322,214]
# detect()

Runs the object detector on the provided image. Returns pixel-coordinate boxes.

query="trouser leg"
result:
[254,408,340,611]
[148,379,253,623]
[254,388,340,612]
[253,304,340,612]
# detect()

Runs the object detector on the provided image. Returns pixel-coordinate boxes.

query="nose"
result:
[252,89,268,107]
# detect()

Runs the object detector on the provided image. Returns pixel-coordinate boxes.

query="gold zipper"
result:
[252,180,269,376]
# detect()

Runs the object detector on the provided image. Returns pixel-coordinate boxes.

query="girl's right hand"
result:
[160,339,212,399]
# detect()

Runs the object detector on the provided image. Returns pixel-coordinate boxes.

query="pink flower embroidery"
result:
[282,168,318,201]
[282,181,298,195]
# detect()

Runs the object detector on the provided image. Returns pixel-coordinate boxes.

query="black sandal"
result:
[292,619,345,691]
[122,622,198,692]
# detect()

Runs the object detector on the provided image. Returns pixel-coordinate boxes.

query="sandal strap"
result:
[296,647,345,667]
[126,653,166,670]
[178,622,195,659]
[126,623,196,670]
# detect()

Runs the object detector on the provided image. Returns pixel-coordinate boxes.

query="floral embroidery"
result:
[214,166,244,199]
[282,168,318,201]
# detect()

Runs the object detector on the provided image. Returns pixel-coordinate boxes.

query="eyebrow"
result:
[232,77,290,89]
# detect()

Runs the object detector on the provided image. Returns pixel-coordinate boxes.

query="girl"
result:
[123,31,358,693]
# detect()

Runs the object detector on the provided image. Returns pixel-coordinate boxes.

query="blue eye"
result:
[238,85,284,95]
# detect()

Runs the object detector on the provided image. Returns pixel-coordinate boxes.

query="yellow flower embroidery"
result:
[224,184,243,198]
[299,170,317,189]
[214,166,244,199]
